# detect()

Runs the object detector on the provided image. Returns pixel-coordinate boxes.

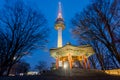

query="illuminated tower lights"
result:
[55,2,65,48]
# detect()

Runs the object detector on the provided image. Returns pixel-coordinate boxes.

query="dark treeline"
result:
[9,60,30,75]
[9,60,48,75]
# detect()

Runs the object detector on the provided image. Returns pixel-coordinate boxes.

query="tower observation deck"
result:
[55,2,65,48]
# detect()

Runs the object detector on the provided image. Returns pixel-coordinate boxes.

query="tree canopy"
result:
[0,0,49,75]
[71,0,120,69]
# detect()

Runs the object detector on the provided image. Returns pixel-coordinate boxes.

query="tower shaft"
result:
[55,2,65,48]
[57,27,62,47]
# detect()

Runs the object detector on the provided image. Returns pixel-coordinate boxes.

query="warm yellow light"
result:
[63,63,67,69]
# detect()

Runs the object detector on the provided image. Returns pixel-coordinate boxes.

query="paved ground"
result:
[0,75,120,80]
[0,69,120,80]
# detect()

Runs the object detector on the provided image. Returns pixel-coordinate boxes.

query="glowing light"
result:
[13,57,16,60]
[57,2,62,18]
[57,27,62,47]
[63,63,68,69]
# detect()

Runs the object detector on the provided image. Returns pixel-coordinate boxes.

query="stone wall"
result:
[104,69,120,76]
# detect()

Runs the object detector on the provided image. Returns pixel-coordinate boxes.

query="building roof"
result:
[50,43,94,58]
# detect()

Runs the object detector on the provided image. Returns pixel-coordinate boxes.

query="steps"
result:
[42,68,108,77]
[70,68,107,76]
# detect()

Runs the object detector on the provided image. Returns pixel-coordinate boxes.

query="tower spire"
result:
[57,2,62,19]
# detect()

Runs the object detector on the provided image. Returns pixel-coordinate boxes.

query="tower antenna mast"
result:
[58,2,62,18]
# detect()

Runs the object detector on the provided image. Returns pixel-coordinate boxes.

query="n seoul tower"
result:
[55,2,65,48]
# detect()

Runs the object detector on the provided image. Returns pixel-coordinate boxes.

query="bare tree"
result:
[0,0,49,76]
[71,0,120,69]
[35,61,48,73]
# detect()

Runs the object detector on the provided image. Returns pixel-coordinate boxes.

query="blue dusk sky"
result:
[0,0,90,69]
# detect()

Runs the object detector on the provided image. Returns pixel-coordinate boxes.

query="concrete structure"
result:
[104,69,120,76]
[55,2,65,48]
[50,2,94,70]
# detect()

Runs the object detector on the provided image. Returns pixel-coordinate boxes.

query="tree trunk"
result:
[96,53,105,70]
[89,57,97,69]
[6,64,13,76]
